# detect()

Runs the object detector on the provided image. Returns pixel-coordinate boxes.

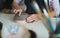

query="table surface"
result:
[0,13,57,38]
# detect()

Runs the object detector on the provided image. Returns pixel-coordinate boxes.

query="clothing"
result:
[25,0,46,14]
[14,0,22,3]
[15,0,46,14]
[0,0,13,10]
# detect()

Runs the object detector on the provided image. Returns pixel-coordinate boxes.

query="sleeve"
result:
[5,0,13,5]
[4,0,13,9]
[14,0,22,3]
[25,0,37,14]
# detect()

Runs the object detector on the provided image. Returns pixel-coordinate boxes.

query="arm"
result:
[12,0,21,9]
[11,0,23,16]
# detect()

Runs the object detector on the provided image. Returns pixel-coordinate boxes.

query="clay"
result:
[13,13,29,21]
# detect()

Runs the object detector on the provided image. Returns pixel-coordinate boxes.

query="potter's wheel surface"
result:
[0,13,57,38]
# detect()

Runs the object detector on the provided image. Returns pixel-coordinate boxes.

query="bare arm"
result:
[11,0,23,16]
[12,0,21,9]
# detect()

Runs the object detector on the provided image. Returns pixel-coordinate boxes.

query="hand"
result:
[13,8,23,16]
[26,14,39,23]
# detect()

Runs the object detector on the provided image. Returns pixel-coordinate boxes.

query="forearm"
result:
[12,0,26,12]
[12,1,20,9]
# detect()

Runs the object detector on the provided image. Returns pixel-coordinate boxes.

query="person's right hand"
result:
[13,8,23,16]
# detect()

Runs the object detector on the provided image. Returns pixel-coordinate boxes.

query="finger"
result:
[31,16,39,22]
[19,10,22,16]
[15,10,20,14]
[27,19,35,23]
[27,16,39,23]
[34,18,39,22]
[27,19,34,23]
[13,9,16,14]
[26,17,34,23]
[19,12,21,16]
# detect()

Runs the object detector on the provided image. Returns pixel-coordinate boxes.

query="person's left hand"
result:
[26,14,40,23]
